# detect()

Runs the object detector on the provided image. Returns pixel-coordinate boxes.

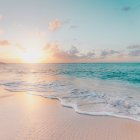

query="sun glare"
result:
[18,37,45,63]
[21,47,42,63]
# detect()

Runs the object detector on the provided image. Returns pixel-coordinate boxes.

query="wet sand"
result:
[0,91,140,140]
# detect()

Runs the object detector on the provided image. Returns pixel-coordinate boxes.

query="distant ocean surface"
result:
[0,63,140,121]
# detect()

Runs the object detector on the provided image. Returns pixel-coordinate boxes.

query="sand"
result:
[0,90,140,140]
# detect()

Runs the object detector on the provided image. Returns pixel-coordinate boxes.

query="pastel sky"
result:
[0,0,140,63]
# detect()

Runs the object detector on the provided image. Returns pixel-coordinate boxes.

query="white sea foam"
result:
[2,77,140,122]
[0,63,140,122]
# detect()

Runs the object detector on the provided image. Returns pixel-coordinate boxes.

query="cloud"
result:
[44,42,96,62]
[68,46,79,55]
[0,40,11,46]
[121,4,140,12]
[100,50,120,57]
[128,50,140,56]
[62,19,70,24]
[122,6,132,11]
[127,45,140,49]
[83,51,95,58]
[67,46,95,59]
[78,50,95,59]
[70,25,78,29]
[48,19,61,32]
[44,42,134,63]
[48,19,78,32]
[127,44,140,56]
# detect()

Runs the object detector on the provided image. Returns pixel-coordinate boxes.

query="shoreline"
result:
[0,91,140,140]
[28,92,140,122]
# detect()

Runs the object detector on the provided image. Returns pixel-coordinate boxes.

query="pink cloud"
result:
[0,40,11,46]
[44,42,96,63]
[48,19,61,32]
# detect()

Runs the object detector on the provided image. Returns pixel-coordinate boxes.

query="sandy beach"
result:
[1,0,140,138]
[0,89,140,140]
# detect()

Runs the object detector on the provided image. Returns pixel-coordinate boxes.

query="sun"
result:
[18,37,45,63]
[16,35,48,63]
[21,47,42,63]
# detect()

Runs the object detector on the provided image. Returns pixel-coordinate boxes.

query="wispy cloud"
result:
[62,19,70,24]
[68,46,79,55]
[122,6,132,12]
[69,25,78,30]
[100,50,120,57]
[127,45,140,49]
[127,44,140,56]
[44,42,96,62]
[128,50,140,56]
[48,19,61,32]
[121,4,140,12]
[77,50,95,59]
[48,19,78,32]
[0,40,11,46]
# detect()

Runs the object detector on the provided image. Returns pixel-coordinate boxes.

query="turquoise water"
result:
[1,63,140,85]
[0,63,140,121]
[57,63,140,85]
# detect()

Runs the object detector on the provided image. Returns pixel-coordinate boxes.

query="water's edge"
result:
[27,92,140,122]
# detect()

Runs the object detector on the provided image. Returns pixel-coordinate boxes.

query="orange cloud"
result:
[48,19,61,32]
[0,40,11,46]
[44,42,95,63]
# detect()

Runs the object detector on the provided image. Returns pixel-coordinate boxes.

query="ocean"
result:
[0,63,140,121]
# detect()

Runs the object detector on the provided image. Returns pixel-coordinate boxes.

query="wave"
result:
[1,79,140,122]
[25,91,140,122]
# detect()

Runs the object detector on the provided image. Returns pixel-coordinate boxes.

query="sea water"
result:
[0,63,140,121]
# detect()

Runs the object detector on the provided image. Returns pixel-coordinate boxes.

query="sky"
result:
[0,0,140,63]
